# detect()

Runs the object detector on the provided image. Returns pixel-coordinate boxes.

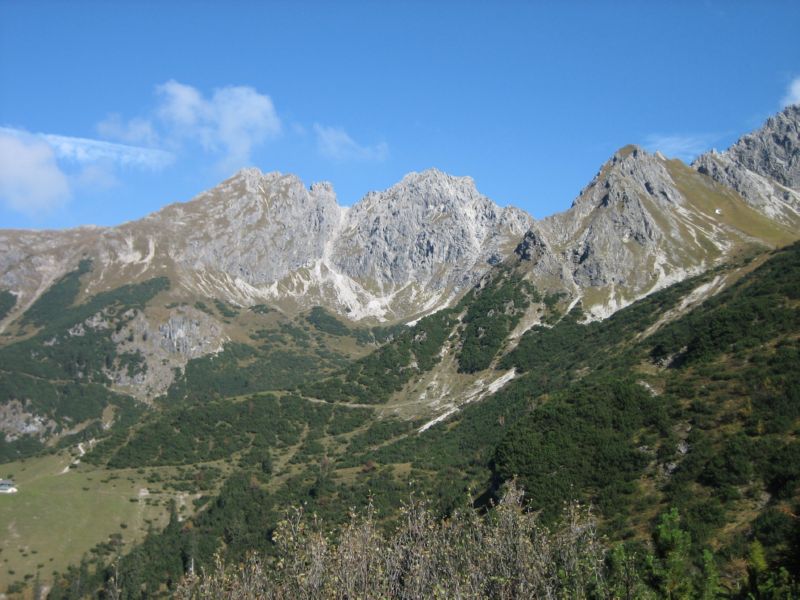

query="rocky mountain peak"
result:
[725,104,800,190]
[568,144,681,215]
[124,166,343,289]
[611,143,645,162]
[396,167,477,191]
[230,165,267,182]
[310,181,335,194]
[534,131,798,319]
[329,168,532,300]
[692,105,800,225]
[355,168,481,214]
[189,167,337,214]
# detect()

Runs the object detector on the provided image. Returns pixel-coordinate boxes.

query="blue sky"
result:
[1,1,799,229]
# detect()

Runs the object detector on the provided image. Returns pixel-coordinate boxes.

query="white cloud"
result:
[0,126,173,171]
[156,80,282,169]
[0,130,71,216]
[97,114,159,146]
[781,77,800,108]
[156,80,207,127]
[313,124,388,162]
[95,82,389,170]
[643,133,716,162]
[40,132,174,170]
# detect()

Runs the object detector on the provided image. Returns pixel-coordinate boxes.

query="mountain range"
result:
[0,105,799,597]
[1,106,798,405]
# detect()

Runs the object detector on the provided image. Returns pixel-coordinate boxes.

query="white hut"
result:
[0,480,18,494]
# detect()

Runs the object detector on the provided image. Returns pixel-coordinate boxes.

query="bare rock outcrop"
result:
[332,169,532,294]
[693,105,800,225]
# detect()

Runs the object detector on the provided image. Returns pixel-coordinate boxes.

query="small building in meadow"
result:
[0,479,18,494]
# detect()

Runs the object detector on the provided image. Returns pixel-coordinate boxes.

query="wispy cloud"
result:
[98,82,389,170]
[41,133,173,169]
[643,133,717,162]
[0,126,172,218]
[313,124,388,162]
[158,80,282,170]
[0,129,71,216]
[0,126,174,170]
[101,80,282,171]
[97,114,159,146]
[781,76,800,108]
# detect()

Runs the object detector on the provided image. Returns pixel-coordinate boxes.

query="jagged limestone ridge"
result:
[693,104,800,225]
[331,168,532,293]
[516,143,795,319]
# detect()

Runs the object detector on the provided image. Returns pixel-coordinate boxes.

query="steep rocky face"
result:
[144,169,342,286]
[693,105,800,225]
[257,170,532,322]
[0,227,105,322]
[543,146,678,292]
[0,168,533,330]
[726,104,800,189]
[331,169,532,297]
[0,171,342,326]
[693,151,800,222]
[106,306,226,400]
[530,145,795,318]
[512,227,567,285]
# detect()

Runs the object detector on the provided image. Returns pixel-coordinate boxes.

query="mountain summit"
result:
[693,104,800,224]
[0,166,531,326]
[1,107,799,399]
[527,142,796,318]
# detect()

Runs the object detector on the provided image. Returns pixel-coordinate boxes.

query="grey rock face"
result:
[161,167,532,305]
[529,144,787,318]
[142,169,342,286]
[514,230,549,263]
[108,306,226,399]
[157,314,222,356]
[331,169,532,293]
[0,167,531,325]
[692,105,800,225]
[565,149,659,286]
[513,227,567,282]
[540,147,687,293]
[725,104,800,189]
[0,400,56,441]
[693,150,800,222]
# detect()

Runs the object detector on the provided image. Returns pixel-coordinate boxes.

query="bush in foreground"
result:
[173,482,608,599]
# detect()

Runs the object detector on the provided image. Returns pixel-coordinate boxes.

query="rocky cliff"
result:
[525,143,796,318]
[693,104,800,225]
[0,168,532,327]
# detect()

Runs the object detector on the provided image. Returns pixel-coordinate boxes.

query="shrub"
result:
[175,481,608,599]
